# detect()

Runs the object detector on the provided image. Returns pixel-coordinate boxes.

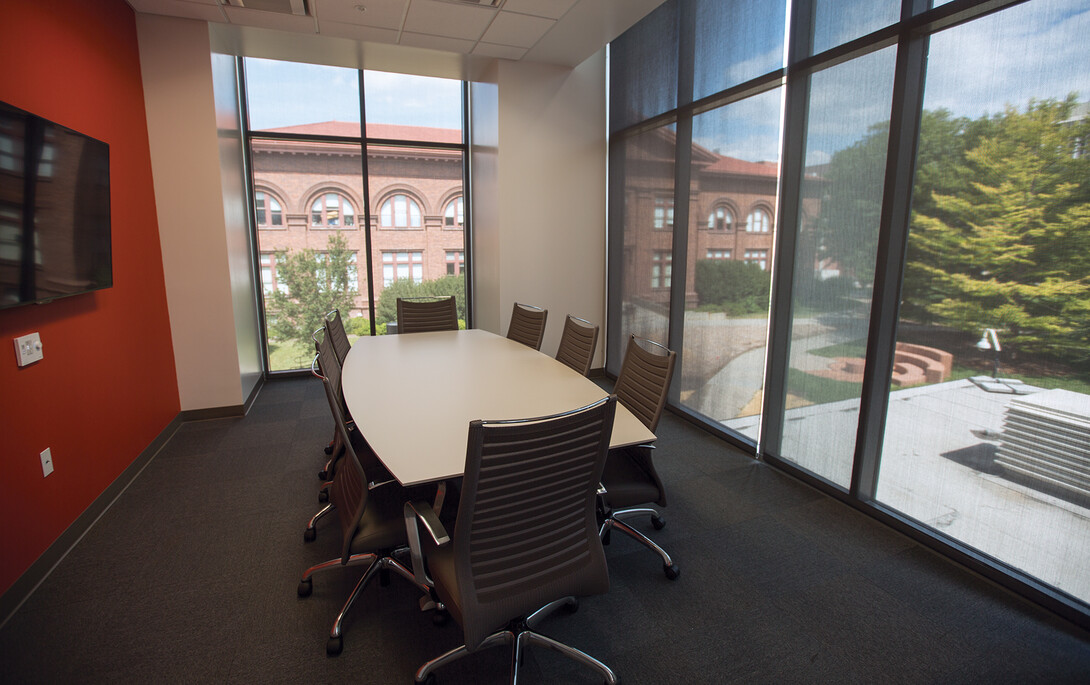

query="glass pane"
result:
[244,58,361,136]
[609,1,678,133]
[364,70,462,143]
[682,90,782,427]
[811,0,898,56]
[693,0,786,101]
[772,47,897,488]
[251,137,366,371]
[878,0,1090,604]
[617,124,676,347]
[369,146,466,332]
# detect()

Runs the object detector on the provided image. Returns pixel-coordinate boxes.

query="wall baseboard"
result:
[0,375,268,628]
[0,414,183,630]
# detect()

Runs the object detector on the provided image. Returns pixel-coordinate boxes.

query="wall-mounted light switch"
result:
[40,448,54,477]
[14,332,43,366]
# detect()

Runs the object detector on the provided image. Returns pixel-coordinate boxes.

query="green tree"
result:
[907,96,1090,365]
[375,274,466,326]
[266,231,358,352]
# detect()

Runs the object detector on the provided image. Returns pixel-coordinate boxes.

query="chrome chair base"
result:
[304,503,334,542]
[414,597,618,685]
[599,507,679,580]
[298,551,431,656]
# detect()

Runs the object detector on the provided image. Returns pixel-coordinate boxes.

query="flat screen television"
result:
[0,100,111,310]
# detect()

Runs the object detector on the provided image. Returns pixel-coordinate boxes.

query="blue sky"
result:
[242,0,1088,163]
[693,0,1090,164]
[243,58,462,132]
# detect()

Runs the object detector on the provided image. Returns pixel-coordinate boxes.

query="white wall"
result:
[137,15,245,411]
[136,18,610,410]
[483,51,608,366]
[211,53,263,402]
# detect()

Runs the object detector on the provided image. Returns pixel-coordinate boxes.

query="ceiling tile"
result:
[472,42,526,60]
[403,0,496,41]
[315,0,407,30]
[500,0,577,21]
[223,6,317,31]
[398,31,476,53]
[318,22,400,43]
[126,0,227,21]
[481,11,554,48]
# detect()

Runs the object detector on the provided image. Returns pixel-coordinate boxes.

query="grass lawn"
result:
[267,338,313,372]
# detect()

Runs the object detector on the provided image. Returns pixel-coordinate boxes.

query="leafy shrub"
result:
[375,275,466,325]
[694,260,770,315]
[343,316,370,336]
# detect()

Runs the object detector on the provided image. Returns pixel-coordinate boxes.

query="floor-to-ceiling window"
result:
[242,59,468,372]
[608,0,1090,623]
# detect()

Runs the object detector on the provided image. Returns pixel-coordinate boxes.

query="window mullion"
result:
[759,0,816,460]
[850,8,930,500]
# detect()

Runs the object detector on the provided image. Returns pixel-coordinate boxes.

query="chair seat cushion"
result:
[601,447,662,509]
[348,482,410,553]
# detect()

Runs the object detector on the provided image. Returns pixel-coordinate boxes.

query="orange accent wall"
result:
[0,0,179,596]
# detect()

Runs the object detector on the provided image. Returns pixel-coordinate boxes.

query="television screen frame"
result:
[0,99,112,311]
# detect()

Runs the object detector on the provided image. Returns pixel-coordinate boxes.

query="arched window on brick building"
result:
[310,192,355,228]
[380,193,422,228]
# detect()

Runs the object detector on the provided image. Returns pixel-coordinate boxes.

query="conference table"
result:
[341,328,656,486]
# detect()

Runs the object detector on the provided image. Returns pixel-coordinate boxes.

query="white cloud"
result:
[924,0,1090,117]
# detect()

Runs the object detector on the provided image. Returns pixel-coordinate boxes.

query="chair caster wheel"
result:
[318,489,329,503]
[651,514,666,530]
[304,527,316,542]
[664,564,679,581]
[418,673,437,685]
[326,635,343,656]
[318,469,328,481]
[324,441,334,455]
[562,597,579,614]
[297,578,312,597]
[601,529,611,545]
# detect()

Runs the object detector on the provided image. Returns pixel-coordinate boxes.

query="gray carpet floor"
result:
[2,376,1089,683]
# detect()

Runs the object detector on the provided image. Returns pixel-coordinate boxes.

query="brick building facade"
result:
[252,122,465,317]
[620,127,781,310]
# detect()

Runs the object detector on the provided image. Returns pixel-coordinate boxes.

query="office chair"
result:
[555,314,599,377]
[326,308,352,365]
[316,311,352,459]
[396,296,458,334]
[305,335,396,542]
[404,396,619,685]
[600,334,679,580]
[505,302,548,350]
[298,359,442,657]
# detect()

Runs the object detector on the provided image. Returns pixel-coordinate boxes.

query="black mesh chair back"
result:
[315,331,345,417]
[326,309,352,366]
[326,398,370,563]
[313,338,392,486]
[613,334,676,432]
[505,302,548,350]
[555,315,599,377]
[396,296,458,334]
[452,397,616,651]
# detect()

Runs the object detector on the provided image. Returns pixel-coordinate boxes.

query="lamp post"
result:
[975,328,1002,378]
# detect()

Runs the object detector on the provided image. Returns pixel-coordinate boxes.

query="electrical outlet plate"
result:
[14,332,43,366]
[40,448,54,477]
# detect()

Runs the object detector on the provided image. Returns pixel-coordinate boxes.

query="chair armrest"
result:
[407,499,450,546]
[403,499,450,589]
